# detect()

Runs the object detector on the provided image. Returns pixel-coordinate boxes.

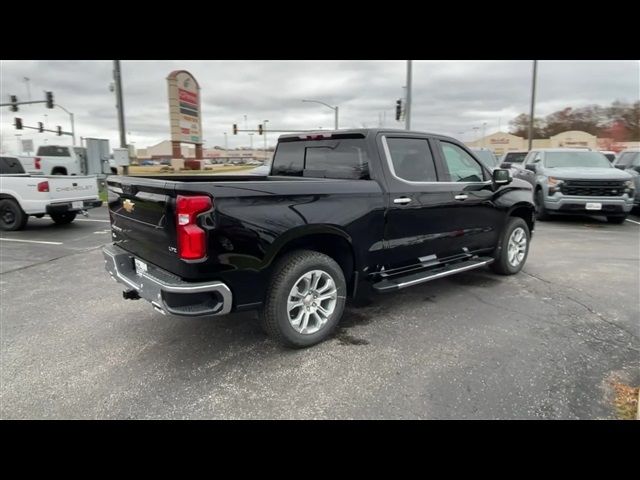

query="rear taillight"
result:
[176,195,212,260]
[34,157,41,170]
[37,181,49,192]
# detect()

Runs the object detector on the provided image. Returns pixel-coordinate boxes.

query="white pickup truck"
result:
[19,143,118,176]
[0,155,102,231]
[18,145,89,176]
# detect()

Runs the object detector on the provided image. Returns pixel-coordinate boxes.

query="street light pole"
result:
[528,60,538,151]
[301,99,339,129]
[405,60,412,130]
[54,104,76,145]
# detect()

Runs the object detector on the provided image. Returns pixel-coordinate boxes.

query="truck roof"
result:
[277,128,456,141]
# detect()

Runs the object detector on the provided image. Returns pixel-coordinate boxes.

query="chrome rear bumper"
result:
[103,244,232,316]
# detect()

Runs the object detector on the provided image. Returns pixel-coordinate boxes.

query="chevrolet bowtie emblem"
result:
[123,199,135,213]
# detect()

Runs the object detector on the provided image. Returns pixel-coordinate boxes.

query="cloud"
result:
[1,60,638,153]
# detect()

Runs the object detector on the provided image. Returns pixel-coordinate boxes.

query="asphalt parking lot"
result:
[1,206,638,419]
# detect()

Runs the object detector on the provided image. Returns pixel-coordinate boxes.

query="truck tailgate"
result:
[107,176,180,273]
[47,175,99,201]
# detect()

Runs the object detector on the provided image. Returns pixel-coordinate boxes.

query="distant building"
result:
[466,130,640,156]
[136,141,273,163]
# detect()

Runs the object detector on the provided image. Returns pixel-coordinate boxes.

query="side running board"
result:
[372,257,494,293]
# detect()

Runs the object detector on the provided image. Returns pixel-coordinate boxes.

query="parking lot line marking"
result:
[0,238,63,245]
[625,218,640,225]
[74,219,110,223]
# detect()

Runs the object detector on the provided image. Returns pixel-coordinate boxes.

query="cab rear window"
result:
[271,139,369,179]
[0,157,26,174]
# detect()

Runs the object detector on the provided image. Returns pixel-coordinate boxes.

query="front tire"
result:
[259,250,347,348]
[50,212,77,225]
[535,189,551,221]
[491,217,531,275]
[607,216,627,224]
[0,199,28,231]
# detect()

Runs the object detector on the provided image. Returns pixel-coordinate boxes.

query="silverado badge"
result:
[123,199,135,213]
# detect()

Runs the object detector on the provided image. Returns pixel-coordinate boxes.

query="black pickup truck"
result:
[103,129,535,348]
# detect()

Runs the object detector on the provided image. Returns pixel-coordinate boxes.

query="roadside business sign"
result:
[167,70,202,145]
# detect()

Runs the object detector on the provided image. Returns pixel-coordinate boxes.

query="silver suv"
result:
[512,148,635,223]
[614,148,640,209]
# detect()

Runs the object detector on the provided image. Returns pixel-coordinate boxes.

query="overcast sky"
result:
[1,60,638,154]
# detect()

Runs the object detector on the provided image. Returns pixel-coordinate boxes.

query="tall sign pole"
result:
[405,60,412,130]
[167,70,203,162]
[528,60,538,151]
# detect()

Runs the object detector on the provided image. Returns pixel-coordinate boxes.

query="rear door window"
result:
[385,137,438,182]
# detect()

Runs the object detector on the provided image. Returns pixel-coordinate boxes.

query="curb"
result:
[637,388,640,420]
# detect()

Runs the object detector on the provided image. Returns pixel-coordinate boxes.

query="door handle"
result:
[454,194,468,201]
[393,197,412,205]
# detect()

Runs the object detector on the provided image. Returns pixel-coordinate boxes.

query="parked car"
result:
[511,148,634,223]
[470,148,499,169]
[103,129,535,348]
[0,155,102,231]
[613,148,640,209]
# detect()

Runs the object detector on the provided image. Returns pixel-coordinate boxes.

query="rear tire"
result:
[50,212,77,225]
[491,217,530,275]
[607,216,627,224]
[535,189,551,221]
[0,199,28,231]
[259,249,347,348]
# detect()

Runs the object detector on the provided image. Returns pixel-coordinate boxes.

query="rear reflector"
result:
[34,157,41,170]
[37,181,49,192]
[176,195,212,260]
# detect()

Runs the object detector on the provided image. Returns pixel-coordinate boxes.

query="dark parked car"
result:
[103,129,535,348]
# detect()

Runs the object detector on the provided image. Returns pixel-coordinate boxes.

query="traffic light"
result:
[38,122,44,133]
[15,117,23,130]
[57,126,62,136]
[395,99,402,121]
[233,124,238,135]
[258,124,263,135]
[45,91,54,109]
[10,95,18,112]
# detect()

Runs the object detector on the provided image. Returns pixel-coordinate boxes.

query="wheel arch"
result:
[265,225,358,296]
[507,202,535,233]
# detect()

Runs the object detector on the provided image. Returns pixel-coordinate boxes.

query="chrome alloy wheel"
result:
[287,269,337,335]
[507,227,527,267]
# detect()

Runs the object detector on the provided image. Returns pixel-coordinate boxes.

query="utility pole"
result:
[482,122,487,147]
[113,60,128,174]
[405,60,412,130]
[528,60,538,151]
[224,132,228,152]
[248,133,254,150]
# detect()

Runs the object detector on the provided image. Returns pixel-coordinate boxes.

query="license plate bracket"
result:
[134,258,148,275]
[71,200,83,210]
[585,202,602,211]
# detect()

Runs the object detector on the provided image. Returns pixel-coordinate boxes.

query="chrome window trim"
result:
[381,135,492,187]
